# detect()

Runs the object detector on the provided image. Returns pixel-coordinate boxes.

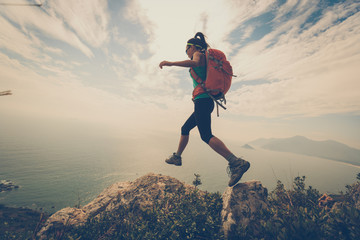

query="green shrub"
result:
[230,174,360,240]
[56,187,224,240]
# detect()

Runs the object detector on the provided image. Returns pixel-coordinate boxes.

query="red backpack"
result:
[190,48,235,116]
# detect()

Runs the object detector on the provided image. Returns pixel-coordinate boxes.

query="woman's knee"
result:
[200,134,213,144]
[181,125,190,136]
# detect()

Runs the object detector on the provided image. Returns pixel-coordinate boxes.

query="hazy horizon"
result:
[1,120,359,213]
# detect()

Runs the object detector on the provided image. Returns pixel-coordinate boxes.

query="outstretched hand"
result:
[159,61,172,69]
[0,90,12,96]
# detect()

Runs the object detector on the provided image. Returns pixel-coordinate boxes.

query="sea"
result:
[1,122,359,214]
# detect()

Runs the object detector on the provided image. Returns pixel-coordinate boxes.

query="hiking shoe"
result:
[165,153,182,166]
[227,158,250,187]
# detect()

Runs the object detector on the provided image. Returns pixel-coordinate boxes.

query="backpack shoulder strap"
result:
[189,67,203,84]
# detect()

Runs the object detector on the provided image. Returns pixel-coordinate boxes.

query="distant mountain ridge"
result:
[249,136,360,166]
[241,144,254,150]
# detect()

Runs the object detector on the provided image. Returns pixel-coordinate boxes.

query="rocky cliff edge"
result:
[37,173,268,239]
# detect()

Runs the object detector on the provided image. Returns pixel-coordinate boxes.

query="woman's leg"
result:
[176,135,189,156]
[194,98,235,160]
[208,136,232,159]
[194,98,214,144]
[194,98,250,186]
[208,134,250,187]
[166,114,195,166]
[176,112,196,156]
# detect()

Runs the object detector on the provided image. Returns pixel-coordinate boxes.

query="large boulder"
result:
[37,173,194,239]
[222,180,269,237]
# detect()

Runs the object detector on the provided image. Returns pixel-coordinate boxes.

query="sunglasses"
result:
[185,45,192,54]
[186,43,203,53]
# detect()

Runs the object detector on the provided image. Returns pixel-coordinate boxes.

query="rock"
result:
[318,193,335,209]
[222,180,269,238]
[37,173,269,239]
[0,180,19,192]
[37,173,195,239]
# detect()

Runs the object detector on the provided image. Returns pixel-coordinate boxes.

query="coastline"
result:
[340,161,360,169]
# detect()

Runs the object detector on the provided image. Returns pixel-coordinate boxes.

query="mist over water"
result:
[1,119,359,213]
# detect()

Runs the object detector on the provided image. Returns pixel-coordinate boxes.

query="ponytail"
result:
[187,32,209,50]
[194,32,207,49]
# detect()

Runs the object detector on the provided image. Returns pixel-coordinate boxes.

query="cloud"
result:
[0,15,40,61]
[114,0,266,103]
[1,0,359,128]
[228,0,360,117]
[48,0,110,48]
[0,49,184,137]
[0,0,94,58]
[100,0,360,119]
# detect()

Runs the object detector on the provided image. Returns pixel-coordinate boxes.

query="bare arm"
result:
[159,52,203,69]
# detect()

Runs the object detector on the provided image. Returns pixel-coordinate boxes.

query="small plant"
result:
[192,173,202,189]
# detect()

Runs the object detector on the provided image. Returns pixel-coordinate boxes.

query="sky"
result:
[1,0,360,149]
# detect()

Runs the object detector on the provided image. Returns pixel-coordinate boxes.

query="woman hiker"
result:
[159,32,250,187]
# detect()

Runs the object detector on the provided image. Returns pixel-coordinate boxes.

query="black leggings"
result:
[181,98,214,144]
